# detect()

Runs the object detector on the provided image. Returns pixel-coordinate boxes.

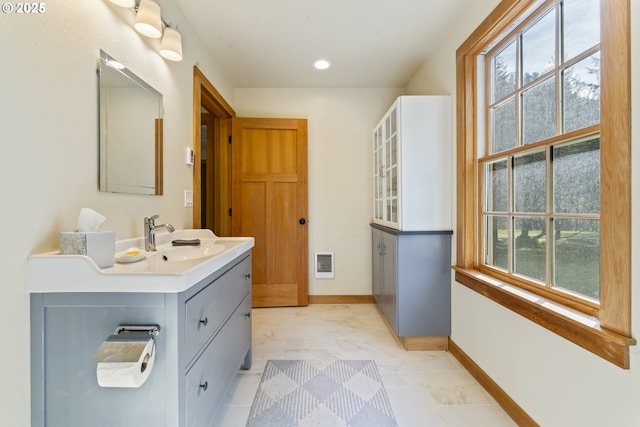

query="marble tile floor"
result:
[215,304,517,427]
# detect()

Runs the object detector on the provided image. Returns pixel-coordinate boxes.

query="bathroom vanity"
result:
[28,230,254,427]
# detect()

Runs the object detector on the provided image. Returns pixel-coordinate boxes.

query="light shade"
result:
[135,0,162,38]
[160,23,183,61]
[108,0,135,7]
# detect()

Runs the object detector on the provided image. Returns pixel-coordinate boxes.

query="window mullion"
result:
[550,0,558,284]
[507,156,513,273]
[515,35,522,149]
[555,1,562,136]
[546,145,553,287]
[484,53,492,157]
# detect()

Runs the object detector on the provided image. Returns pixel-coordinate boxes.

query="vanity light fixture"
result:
[160,23,183,61]
[107,0,184,61]
[134,0,163,38]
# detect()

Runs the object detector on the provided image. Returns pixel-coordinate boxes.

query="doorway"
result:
[200,106,214,228]
[192,67,234,236]
[193,67,308,306]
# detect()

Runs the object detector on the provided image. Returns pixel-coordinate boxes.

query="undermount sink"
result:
[27,229,255,293]
[153,241,226,262]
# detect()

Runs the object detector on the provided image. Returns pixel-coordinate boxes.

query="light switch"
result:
[185,148,194,165]
[184,190,193,207]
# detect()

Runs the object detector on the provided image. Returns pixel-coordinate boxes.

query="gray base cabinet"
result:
[372,224,452,337]
[30,252,253,427]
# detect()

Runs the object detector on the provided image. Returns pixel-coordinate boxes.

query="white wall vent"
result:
[314,252,335,279]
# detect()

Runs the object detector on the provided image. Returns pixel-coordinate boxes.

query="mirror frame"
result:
[98,50,163,195]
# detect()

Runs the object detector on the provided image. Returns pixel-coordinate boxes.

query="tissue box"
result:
[60,231,116,268]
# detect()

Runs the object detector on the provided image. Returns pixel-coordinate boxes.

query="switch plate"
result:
[184,190,193,207]
[185,148,194,165]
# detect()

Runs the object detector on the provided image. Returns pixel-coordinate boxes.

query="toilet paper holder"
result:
[113,324,161,337]
[93,324,161,364]
[93,324,161,388]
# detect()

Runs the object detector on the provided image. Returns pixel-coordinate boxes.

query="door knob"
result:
[299,218,306,225]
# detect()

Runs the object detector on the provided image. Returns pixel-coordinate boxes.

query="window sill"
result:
[453,267,636,369]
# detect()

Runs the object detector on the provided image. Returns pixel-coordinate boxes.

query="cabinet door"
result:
[384,107,399,225]
[373,126,384,222]
[371,228,383,302]
[373,104,400,230]
[381,231,397,332]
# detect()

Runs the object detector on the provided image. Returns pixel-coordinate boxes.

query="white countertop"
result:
[27,229,255,293]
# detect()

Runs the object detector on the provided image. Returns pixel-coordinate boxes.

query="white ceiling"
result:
[172,0,473,88]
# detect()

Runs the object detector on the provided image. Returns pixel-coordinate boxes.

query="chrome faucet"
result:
[144,214,175,251]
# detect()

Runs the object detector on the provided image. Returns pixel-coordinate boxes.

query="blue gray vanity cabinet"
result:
[371,224,452,339]
[30,251,252,427]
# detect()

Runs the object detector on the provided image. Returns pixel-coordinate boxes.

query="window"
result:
[455,0,634,368]
[483,0,601,307]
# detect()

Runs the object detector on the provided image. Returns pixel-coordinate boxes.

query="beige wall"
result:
[407,1,640,425]
[235,88,403,296]
[0,1,233,424]
[5,0,635,425]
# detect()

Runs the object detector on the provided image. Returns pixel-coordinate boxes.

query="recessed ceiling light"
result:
[313,59,331,70]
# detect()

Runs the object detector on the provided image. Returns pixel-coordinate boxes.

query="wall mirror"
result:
[98,50,163,195]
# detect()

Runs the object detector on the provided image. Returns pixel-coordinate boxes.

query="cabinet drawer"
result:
[185,294,252,427]
[185,256,251,365]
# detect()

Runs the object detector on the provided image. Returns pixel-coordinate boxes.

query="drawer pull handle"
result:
[199,317,208,327]
[200,381,208,391]
[244,273,251,279]
[244,312,251,318]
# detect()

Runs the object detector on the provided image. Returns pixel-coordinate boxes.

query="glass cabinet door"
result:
[373,101,404,229]
[373,126,384,221]
[386,108,398,224]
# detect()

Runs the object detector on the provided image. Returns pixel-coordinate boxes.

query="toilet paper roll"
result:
[96,339,155,388]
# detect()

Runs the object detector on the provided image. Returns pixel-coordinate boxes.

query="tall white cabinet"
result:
[373,96,451,231]
[371,95,453,350]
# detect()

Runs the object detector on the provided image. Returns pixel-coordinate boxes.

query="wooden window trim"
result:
[455,0,634,368]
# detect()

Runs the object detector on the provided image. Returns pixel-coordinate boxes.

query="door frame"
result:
[192,66,235,233]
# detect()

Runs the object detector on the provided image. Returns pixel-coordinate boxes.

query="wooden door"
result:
[231,118,308,307]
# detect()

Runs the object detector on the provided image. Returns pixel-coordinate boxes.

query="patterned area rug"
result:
[246,360,397,427]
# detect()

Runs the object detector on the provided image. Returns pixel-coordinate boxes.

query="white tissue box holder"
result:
[60,231,116,268]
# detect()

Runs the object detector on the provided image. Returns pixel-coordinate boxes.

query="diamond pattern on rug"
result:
[302,373,341,400]
[344,371,383,401]
[247,360,397,427]
[261,372,300,401]
[298,405,345,427]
